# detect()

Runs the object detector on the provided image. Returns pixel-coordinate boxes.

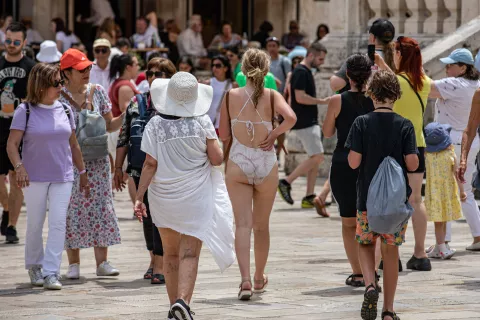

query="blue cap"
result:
[475,51,480,72]
[424,122,452,153]
[439,48,474,65]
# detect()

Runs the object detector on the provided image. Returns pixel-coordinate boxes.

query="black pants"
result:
[133,176,163,256]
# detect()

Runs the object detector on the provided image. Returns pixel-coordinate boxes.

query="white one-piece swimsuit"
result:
[229,90,277,185]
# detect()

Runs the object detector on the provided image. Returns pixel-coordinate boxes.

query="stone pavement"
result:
[1,176,480,320]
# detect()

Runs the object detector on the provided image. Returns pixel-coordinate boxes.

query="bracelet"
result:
[14,162,23,170]
[78,169,87,175]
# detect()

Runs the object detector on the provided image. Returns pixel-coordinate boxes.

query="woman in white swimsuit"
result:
[219,48,297,300]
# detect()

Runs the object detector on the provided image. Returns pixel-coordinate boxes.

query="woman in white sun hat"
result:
[36,40,62,64]
[134,72,235,320]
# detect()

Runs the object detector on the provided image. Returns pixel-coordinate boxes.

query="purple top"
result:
[10,101,76,182]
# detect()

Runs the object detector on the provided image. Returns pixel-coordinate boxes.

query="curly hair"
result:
[241,48,270,107]
[367,70,401,104]
[346,53,372,92]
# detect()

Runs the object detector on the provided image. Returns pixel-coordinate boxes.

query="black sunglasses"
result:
[146,70,164,78]
[212,63,224,69]
[5,39,22,46]
[77,65,92,74]
[94,48,109,54]
[52,79,65,88]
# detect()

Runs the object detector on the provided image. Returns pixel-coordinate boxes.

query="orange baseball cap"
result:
[60,48,93,71]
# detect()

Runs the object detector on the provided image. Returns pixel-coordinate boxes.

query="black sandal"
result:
[375,271,382,293]
[361,284,379,320]
[143,268,153,280]
[151,273,165,284]
[345,274,365,287]
[382,310,400,320]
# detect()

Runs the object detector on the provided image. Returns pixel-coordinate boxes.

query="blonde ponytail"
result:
[241,49,270,107]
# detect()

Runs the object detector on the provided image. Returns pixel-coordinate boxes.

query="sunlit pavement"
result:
[1,175,479,320]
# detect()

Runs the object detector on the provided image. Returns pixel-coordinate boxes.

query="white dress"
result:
[141,114,235,272]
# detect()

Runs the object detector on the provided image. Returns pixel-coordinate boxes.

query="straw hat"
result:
[150,72,213,117]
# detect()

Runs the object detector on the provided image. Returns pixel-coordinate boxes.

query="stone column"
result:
[444,0,462,33]
[404,0,427,34]
[461,0,480,25]
[386,0,407,33]
[367,0,389,25]
[424,0,447,34]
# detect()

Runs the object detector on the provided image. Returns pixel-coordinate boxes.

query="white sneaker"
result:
[439,248,456,260]
[96,261,120,276]
[66,263,80,279]
[43,275,62,290]
[28,267,44,287]
[427,245,442,259]
[466,242,480,251]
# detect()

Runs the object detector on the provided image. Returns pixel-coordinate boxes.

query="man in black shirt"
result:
[278,42,330,208]
[0,22,36,244]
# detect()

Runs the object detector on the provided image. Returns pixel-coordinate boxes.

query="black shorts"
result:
[407,147,425,174]
[330,161,358,218]
[0,144,13,175]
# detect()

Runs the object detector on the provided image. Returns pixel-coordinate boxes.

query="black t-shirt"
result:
[333,91,374,163]
[0,56,36,143]
[290,64,318,130]
[345,112,418,211]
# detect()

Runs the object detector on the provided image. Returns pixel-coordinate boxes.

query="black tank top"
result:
[332,91,375,163]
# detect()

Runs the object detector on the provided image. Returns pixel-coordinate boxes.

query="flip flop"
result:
[143,268,153,280]
[313,197,330,217]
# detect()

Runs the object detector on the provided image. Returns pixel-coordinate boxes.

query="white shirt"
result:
[178,28,207,57]
[56,31,78,53]
[132,25,159,48]
[434,77,480,133]
[208,77,232,128]
[87,0,115,27]
[89,63,111,92]
[141,114,234,272]
[0,30,5,44]
[26,29,44,45]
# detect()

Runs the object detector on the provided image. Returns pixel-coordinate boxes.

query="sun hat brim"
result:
[36,51,62,63]
[150,78,213,118]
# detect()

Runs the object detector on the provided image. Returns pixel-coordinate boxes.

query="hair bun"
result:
[246,67,263,78]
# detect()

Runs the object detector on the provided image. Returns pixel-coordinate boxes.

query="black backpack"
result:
[127,94,150,171]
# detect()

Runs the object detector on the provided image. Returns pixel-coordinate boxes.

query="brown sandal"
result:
[253,274,268,294]
[238,279,252,301]
[313,197,330,217]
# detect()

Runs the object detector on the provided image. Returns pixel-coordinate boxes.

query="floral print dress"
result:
[60,84,121,249]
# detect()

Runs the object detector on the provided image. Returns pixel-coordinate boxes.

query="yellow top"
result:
[393,73,431,147]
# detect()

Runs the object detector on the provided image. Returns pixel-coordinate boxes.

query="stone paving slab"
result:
[1,176,480,320]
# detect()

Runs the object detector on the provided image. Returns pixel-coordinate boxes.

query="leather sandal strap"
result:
[382,310,395,319]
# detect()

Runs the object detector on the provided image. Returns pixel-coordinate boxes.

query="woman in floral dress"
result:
[58,49,124,279]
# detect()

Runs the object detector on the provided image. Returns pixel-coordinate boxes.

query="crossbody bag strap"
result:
[398,74,425,114]
[86,84,95,111]
[270,89,288,155]
[60,91,81,112]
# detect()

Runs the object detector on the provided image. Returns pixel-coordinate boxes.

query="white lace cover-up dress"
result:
[141,113,235,271]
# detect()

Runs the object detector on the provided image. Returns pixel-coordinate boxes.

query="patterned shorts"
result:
[355,211,407,246]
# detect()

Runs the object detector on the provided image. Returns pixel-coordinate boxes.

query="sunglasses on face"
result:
[5,39,22,46]
[212,63,224,69]
[77,65,92,74]
[146,70,164,78]
[52,79,65,88]
[94,48,109,54]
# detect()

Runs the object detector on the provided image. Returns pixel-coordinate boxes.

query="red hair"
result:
[395,37,425,92]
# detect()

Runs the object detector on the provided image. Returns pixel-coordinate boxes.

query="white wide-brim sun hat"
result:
[36,40,62,63]
[150,72,213,118]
